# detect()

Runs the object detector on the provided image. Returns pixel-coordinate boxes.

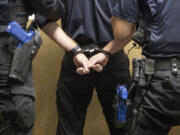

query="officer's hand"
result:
[89,53,109,72]
[73,53,90,75]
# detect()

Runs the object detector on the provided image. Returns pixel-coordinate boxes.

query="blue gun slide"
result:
[6,21,34,48]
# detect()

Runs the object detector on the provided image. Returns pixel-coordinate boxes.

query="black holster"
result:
[9,29,42,82]
[126,58,155,135]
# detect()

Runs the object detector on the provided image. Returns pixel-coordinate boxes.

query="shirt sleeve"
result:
[112,0,139,24]
[26,0,65,21]
[35,14,53,28]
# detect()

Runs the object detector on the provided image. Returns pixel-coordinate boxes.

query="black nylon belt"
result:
[0,25,8,33]
[153,58,180,71]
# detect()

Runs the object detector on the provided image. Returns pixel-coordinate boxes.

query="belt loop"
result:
[171,58,178,75]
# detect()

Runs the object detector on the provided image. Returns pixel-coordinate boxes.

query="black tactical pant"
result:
[56,48,131,135]
[0,34,35,135]
[128,60,180,135]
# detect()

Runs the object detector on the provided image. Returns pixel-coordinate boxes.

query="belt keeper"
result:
[171,58,178,75]
[145,58,155,75]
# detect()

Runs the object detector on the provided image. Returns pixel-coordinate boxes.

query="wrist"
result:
[68,44,83,56]
[99,49,111,57]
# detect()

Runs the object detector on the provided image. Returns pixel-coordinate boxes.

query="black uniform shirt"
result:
[0,0,65,26]
[113,0,180,58]
[36,0,115,45]
[61,0,115,45]
[26,0,65,20]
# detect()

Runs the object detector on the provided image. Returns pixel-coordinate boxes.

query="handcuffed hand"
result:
[74,52,110,75]
[73,53,90,75]
[89,53,110,72]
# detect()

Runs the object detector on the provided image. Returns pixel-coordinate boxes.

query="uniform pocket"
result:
[12,95,35,129]
[150,70,170,88]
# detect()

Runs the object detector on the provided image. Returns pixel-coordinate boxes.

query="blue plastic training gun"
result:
[6,21,34,48]
[6,21,42,82]
[117,85,128,123]
[113,85,129,127]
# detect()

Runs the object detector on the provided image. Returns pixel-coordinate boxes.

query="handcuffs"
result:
[69,45,111,58]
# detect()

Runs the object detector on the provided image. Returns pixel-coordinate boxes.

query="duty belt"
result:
[152,58,180,74]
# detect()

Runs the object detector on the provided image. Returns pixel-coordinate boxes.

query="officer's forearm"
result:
[42,22,78,51]
[103,39,130,54]
[103,16,135,54]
